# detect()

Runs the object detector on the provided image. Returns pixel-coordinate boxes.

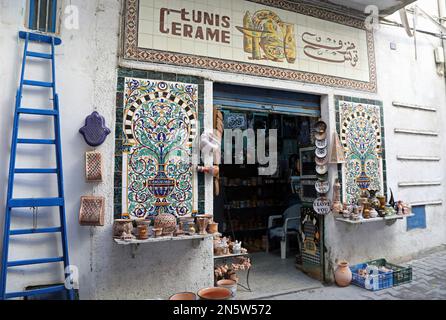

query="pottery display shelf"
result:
[213,252,250,260]
[335,213,415,225]
[114,233,213,245]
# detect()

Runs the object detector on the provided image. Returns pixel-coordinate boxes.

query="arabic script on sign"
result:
[302,32,359,67]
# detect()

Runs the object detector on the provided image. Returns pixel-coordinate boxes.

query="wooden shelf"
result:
[335,214,415,224]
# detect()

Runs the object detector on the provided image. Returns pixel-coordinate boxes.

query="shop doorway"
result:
[213,84,325,299]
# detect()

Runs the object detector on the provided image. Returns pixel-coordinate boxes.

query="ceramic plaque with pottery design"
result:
[313,197,332,215]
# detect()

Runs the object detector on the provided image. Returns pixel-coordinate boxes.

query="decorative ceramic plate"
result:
[315,180,330,194]
[314,120,327,133]
[315,138,328,148]
[315,155,328,166]
[315,147,328,158]
[313,197,332,215]
[316,164,328,175]
[315,131,327,141]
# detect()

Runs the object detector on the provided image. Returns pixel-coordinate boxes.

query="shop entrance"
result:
[213,84,325,299]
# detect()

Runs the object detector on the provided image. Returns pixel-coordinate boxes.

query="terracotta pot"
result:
[216,279,237,299]
[197,217,209,235]
[154,212,177,236]
[334,261,352,287]
[197,287,232,300]
[208,222,219,234]
[169,292,197,300]
[137,224,149,240]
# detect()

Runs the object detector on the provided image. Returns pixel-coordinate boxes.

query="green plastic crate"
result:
[367,259,412,286]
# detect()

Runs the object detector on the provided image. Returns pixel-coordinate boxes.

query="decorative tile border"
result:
[122,0,377,93]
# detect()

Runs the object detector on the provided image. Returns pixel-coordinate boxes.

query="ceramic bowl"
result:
[197,287,232,300]
[314,131,327,141]
[315,155,328,166]
[316,165,328,175]
[315,147,328,158]
[314,120,327,133]
[315,138,328,148]
[169,292,197,300]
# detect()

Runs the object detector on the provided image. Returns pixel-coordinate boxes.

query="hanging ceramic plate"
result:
[314,120,327,133]
[314,131,327,141]
[316,164,328,175]
[315,147,328,158]
[313,197,332,215]
[315,180,330,194]
[315,138,328,148]
[315,155,328,166]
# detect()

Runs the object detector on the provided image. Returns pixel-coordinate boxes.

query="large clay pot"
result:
[217,279,237,299]
[169,292,197,300]
[154,212,177,236]
[197,287,232,300]
[334,261,352,287]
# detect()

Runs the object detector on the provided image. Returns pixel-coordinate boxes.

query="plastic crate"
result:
[350,261,393,291]
[367,259,413,286]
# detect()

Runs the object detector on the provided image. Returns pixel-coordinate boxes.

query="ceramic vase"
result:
[113,219,133,238]
[154,212,177,236]
[208,222,219,234]
[334,261,352,287]
[197,217,209,235]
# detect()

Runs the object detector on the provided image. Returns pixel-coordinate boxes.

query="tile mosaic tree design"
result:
[339,101,384,204]
[122,78,198,219]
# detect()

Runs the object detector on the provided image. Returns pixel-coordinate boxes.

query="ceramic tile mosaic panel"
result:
[337,99,385,204]
[123,0,376,92]
[121,78,198,219]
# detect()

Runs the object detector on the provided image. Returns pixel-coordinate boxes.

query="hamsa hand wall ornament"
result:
[122,79,198,219]
[79,111,111,147]
[237,10,296,63]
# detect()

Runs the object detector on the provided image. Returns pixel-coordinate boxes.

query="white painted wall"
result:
[0,0,213,299]
[0,0,444,299]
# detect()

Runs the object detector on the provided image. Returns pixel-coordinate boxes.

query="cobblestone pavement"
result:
[265,246,446,300]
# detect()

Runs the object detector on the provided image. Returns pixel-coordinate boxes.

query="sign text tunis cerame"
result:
[160,8,231,44]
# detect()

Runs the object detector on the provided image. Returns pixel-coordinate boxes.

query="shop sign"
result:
[123,0,376,92]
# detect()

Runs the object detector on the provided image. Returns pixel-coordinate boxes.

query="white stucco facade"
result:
[0,0,445,299]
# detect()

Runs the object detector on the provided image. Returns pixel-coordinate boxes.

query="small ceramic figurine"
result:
[232,241,242,254]
[369,208,379,218]
[397,201,404,215]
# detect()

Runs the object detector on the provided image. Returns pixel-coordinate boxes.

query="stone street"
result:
[264,245,446,300]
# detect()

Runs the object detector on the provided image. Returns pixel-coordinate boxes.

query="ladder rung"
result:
[26,51,53,59]
[19,31,62,46]
[8,198,64,208]
[17,108,58,116]
[17,139,56,145]
[23,80,54,88]
[15,168,58,174]
[10,227,62,236]
[5,284,67,299]
[7,257,64,267]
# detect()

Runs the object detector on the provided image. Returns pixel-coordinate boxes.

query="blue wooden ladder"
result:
[0,32,74,300]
